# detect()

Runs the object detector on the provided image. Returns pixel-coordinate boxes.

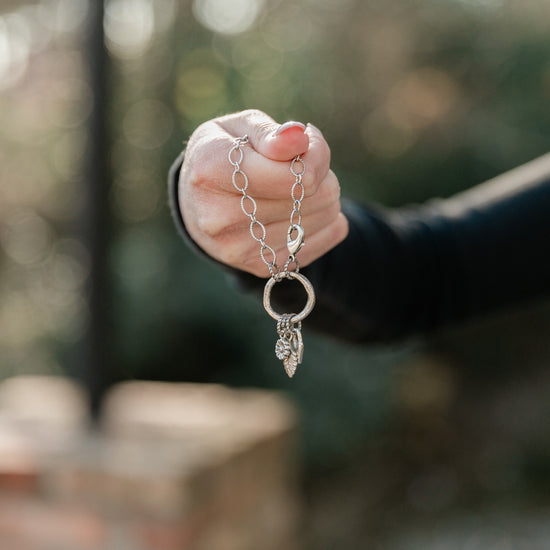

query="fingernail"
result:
[273,121,306,136]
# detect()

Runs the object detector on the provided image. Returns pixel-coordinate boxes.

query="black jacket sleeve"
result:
[168,152,550,343]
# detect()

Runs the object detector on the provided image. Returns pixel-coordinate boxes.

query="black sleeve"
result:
[168,152,550,343]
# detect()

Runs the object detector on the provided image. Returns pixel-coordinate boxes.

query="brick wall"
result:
[0,377,301,550]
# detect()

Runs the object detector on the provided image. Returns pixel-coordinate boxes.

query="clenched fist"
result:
[178,109,349,277]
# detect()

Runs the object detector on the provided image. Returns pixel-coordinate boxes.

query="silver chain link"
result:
[228,135,306,278]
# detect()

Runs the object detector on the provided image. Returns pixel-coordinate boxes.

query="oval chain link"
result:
[228,135,305,278]
[290,157,305,229]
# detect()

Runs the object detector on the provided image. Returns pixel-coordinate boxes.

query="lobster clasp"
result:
[287,224,305,256]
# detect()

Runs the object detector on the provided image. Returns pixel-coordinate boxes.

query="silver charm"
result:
[275,315,304,378]
[264,272,315,377]
[284,353,299,378]
[275,337,291,361]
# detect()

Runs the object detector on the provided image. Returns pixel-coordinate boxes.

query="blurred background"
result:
[1,0,550,547]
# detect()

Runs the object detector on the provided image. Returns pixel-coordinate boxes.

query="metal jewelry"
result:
[228,135,316,377]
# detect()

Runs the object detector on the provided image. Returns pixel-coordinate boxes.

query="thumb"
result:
[223,110,309,161]
[254,120,309,161]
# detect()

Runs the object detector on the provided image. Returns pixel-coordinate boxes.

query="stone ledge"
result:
[0,376,301,550]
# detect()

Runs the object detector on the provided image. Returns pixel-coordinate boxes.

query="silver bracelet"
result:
[228,135,316,377]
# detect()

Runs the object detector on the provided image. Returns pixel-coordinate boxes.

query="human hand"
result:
[178,109,349,277]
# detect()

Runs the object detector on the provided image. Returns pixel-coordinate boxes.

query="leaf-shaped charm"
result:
[283,353,298,378]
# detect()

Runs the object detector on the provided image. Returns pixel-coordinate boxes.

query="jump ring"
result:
[263,271,315,323]
[284,256,300,273]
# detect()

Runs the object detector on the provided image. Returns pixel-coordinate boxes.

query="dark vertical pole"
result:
[82,0,113,420]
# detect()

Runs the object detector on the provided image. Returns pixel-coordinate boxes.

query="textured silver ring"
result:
[263,271,316,323]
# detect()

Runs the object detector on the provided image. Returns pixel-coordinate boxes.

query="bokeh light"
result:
[1,210,53,266]
[38,0,87,34]
[104,0,155,58]
[192,0,266,36]
[122,99,174,150]
[176,49,228,122]
[0,13,32,90]
[231,33,283,80]
[261,5,312,52]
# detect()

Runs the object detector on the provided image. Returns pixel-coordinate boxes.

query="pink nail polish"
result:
[273,121,306,136]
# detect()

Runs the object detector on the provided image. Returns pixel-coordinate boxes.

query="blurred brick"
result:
[134,519,196,550]
[0,497,105,550]
[101,381,297,444]
[0,425,39,494]
[0,376,90,498]
[0,375,89,432]
[0,377,302,550]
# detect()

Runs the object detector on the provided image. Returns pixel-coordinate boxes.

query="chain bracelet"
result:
[228,134,315,377]
[228,135,305,278]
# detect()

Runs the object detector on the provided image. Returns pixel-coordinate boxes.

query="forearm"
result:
[295,154,550,342]
[169,152,550,343]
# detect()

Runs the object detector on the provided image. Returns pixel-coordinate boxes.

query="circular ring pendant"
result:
[263,271,316,323]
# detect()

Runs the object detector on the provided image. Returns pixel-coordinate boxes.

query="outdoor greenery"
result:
[1,0,550,546]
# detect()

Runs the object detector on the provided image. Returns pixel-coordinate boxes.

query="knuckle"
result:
[184,160,208,191]
[302,146,332,197]
[199,215,234,241]
[197,210,252,259]
[313,139,331,179]
[327,199,343,221]
[325,170,342,202]
[303,168,340,202]
[302,172,318,197]
[207,232,235,264]
[184,133,228,191]
[217,109,257,125]
[193,199,232,239]
[194,211,219,239]
[242,108,267,121]
[318,137,332,166]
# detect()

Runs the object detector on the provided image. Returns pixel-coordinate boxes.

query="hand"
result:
[179,109,349,277]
